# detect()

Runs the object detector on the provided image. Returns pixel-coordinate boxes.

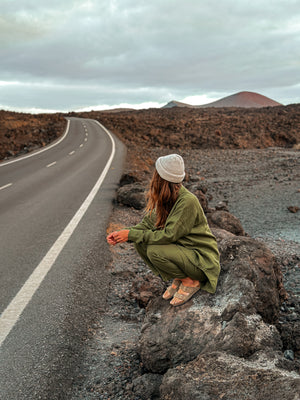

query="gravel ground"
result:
[71,147,300,400]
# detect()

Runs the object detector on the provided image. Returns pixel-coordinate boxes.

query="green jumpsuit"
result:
[128,186,220,294]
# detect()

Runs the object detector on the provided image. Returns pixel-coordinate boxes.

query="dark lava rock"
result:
[215,201,229,211]
[193,189,209,213]
[284,349,295,361]
[116,183,146,210]
[160,351,300,400]
[129,273,165,308]
[207,209,246,235]
[288,206,299,213]
[119,173,140,187]
[138,230,285,374]
[132,373,162,400]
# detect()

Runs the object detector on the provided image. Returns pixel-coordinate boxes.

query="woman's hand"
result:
[106,230,129,245]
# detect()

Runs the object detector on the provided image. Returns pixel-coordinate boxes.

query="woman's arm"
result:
[107,212,156,245]
[129,197,198,245]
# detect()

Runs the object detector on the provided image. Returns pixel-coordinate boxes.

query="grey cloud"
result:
[0,81,176,110]
[0,0,299,110]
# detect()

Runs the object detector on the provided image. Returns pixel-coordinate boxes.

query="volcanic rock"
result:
[207,209,246,235]
[160,351,300,400]
[132,373,162,399]
[116,183,146,210]
[77,104,300,160]
[129,274,165,308]
[0,111,66,160]
[119,173,140,187]
[288,206,299,213]
[215,201,229,211]
[138,230,285,375]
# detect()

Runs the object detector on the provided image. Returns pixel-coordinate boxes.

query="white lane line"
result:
[0,183,13,191]
[0,120,70,168]
[69,151,75,155]
[84,138,88,142]
[80,144,83,148]
[46,161,57,168]
[0,120,116,348]
[86,132,88,136]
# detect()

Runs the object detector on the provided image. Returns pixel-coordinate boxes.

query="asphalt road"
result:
[0,117,126,399]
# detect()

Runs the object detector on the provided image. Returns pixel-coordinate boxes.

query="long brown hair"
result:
[146,170,181,228]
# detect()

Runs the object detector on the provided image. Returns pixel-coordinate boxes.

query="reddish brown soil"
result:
[0,111,67,160]
[1,104,299,174]
[73,104,300,178]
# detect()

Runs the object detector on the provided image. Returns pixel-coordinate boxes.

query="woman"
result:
[107,154,220,306]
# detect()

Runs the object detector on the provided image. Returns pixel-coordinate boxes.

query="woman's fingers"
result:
[107,230,129,245]
[106,232,117,245]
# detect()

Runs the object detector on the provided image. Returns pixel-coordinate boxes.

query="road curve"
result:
[0,118,126,399]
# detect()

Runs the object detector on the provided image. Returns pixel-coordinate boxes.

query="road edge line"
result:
[0,119,71,168]
[0,119,116,347]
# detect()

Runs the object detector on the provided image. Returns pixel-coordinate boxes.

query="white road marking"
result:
[0,120,116,347]
[0,183,13,191]
[86,132,88,136]
[46,161,57,168]
[69,151,75,155]
[80,144,83,148]
[0,120,70,168]
[84,138,87,142]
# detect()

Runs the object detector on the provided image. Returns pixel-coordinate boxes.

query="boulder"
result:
[132,373,162,400]
[138,230,285,374]
[160,351,300,400]
[119,173,140,187]
[129,273,165,308]
[116,183,146,210]
[207,209,246,235]
[194,189,209,213]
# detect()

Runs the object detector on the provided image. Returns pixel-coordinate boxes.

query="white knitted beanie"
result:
[155,154,185,183]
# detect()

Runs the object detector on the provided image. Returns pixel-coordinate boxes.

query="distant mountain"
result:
[162,100,194,109]
[101,107,134,113]
[163,91,282,109]
[200,91,282,108]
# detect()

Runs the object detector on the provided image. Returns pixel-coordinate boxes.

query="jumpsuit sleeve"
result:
[128,196,198,245]
[128,212,156,231]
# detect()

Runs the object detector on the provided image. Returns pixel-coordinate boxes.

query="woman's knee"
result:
[134,242,146,256]
[146,245,160,262]
[147,245,177,267]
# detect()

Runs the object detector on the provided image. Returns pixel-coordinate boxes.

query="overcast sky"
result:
[1,0,299,113]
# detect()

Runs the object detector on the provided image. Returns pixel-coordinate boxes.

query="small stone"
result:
[284,350,294,361]
[288,206,299,213]
[221,321,227,329]
[216,201,229,212]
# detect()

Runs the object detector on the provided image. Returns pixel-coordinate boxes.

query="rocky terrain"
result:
[0,110,67,160]
[71,102,300,399]
[1,106,299,399]
[75,104,300,158]
[70,143,300,399]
